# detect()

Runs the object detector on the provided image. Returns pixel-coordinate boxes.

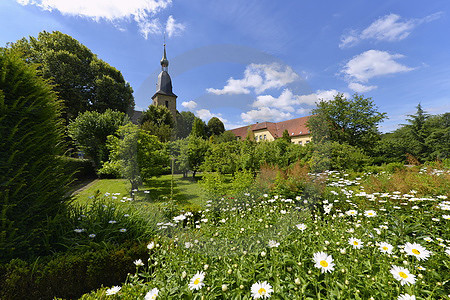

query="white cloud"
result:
[196,109,227,123]
[241,107,292,124]
[138,18,162,39]
[342,50,413,83]
[339,12,443,48]
[165,15,185,37]
[296,108,312,115]
[252,89,297,112]
[297,89,350,105]
[181,100,197,110]
[207,63,299,95]
[348,82,377,93]
[16,0,175,39]
[251,88,348,112]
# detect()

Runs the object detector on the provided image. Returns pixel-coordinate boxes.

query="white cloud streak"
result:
[241,107,293,124]
[165,15,185,37]
[15,0,187,39]
[207,63,299,95]
[348,82,377,93]
[181,100,197,110]
[241,89,347,124]
[339,12,443,48]
[342,50,413,83]
[196,109,227,123]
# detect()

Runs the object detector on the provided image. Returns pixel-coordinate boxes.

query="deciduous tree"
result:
[10,31,134,120]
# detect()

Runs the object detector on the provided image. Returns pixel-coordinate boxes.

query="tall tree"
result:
[425,113,450,160]
[67,109,129,168]
[403,103,429,162]
[9,31,134,120]
[176,111,196,139]
[191,117,207,139]
[140,105,174,142]
[307,93,386,154]
[207,117,225,136]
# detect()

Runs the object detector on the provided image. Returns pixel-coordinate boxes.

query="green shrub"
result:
[309,141,371,172]
[230,169,254,195]
[59,156,96,181]
[0,50,72,261]
[97,160,122,179]
[0,242,149,300]
[200,172,229,199]
[384,162,406,173]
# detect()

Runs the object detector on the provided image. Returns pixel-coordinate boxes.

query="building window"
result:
[306,140,310,144]
[165,100,169,108]
[299,141,302,145]
[264,134,266,140]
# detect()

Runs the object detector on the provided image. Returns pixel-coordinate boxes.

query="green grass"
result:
[72,174,206,211]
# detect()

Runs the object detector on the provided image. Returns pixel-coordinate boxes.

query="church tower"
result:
[152,44,177,121]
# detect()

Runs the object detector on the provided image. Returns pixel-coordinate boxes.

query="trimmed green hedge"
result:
[0,242,149,300]
[60,156,96,181]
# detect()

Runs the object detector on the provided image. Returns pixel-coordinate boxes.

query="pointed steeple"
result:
[160,44,169,71]
[153,43,176,99]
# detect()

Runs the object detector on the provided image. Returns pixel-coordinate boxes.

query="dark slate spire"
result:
[160,44,169,71]
[153,44,176,98]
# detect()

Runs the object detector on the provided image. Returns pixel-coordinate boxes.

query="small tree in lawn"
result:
[106,123,169,193]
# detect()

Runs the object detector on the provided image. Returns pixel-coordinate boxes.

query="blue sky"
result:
[1,0,449,131]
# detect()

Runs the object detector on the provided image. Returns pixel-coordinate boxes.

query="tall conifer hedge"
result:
[0,49,71,261]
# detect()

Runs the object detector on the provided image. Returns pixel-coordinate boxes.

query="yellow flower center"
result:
[258,288,266,295]
[194,279,200,285]
[353,241,358,245]
[320,260,328,267]
[382,246,388,251]
[412,249,420,255]
[368,213,373,215]
[399,272,408,279]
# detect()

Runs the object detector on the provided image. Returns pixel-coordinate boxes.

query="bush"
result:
[0,50,72,261]
[0,242,149,300]
[308,141,371,172]
[97,161,122,179]
[200,172,229,199]
[59,156,96,181]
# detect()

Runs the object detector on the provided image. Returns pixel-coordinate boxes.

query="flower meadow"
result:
[82,170,449,299]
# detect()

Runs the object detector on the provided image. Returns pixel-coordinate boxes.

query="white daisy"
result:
[379,242,394,254]
[348,237,363,249]
[313,252,335,273]
[404,242,431,261]
[105,286,121,295]
[144,288,159,300]
[364,210,377,217]
[251,281,273,299]
[188,271,205,290]
[390,266,416,286]
[147,241,155,250]
[345,210,358,216]
[398,294,416,300]
[134,259,144,266]
[296,223,307,231]
[268,240,280,248]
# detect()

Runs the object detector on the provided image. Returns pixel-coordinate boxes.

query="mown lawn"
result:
[72,174,206,212]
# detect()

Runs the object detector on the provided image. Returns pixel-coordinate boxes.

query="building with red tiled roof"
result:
[230,115,313,145]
